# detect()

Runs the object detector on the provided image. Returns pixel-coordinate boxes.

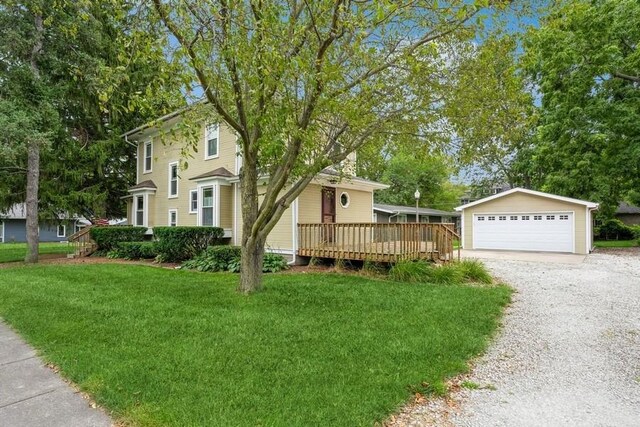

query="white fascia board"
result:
[455,187,599,211]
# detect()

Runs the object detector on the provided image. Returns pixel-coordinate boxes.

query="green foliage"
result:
[389,259,490,285]
[90,226,147,251]
[262,253,288,273]
[154,227,224,262]
[456,259,493,284]
[181,246,241,272]
[181,246,288,273]
[107,242,157,260]
[522,0,640,214]
[596,219,635,241]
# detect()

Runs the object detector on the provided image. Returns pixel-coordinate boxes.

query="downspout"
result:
[388,212,399,223]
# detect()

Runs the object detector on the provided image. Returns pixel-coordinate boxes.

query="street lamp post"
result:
[414,188,420,223]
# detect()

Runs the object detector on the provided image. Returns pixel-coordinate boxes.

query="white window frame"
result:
[143,140,153,173]
[168,161,179,199]
[168,209,178,227]
[0,220,4,242]
[189,189,198,214]
[56,224,66,238]
[200,185,216,226]
[339,192,350,208]
[134,195,145,227]
[205,123,220,160]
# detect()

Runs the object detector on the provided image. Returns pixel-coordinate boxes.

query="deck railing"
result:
[297,222,459,263]
[68,225,98,258]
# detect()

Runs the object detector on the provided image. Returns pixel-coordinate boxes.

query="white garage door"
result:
[473,213,574,253]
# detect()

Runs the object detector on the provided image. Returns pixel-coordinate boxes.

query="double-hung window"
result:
[168,209,178,227]
[205,124,219,159]
[57,224,66,237]
[135,196,144,226]
[168,162,178,198]
[144,141,152,172]
[189,189,198,214]
[201,186,214,226]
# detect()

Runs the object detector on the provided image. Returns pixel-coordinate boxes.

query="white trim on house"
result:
[455,187,599,211]
[234,134,242,174]
[0,220,4,243]
[57,224,66,238]
[204,123,220,160]
[233,183,238,245]
[189,189,198,214]
[339,192,350,208]
[290,197,299,265]
[168,209,178,226]
[460,211,465,248]
[168,161,179,198]
[143,140,153,174]
[197,183,218,227]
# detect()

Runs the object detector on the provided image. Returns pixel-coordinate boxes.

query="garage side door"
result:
[473,213,573,253]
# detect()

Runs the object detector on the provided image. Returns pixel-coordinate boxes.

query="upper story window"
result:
[144,141,152,173]
[205,124,219,159]
[169,162,178,198]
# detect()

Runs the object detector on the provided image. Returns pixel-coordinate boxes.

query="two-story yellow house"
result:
[122,110,388,262]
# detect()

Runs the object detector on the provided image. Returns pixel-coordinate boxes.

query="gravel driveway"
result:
[393,252,640,427]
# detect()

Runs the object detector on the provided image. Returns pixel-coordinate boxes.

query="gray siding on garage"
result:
[1,219,72,243]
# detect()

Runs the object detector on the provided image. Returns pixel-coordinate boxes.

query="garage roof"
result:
[454,188,599,211]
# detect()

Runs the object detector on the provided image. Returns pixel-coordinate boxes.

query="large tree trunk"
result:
[25,12,43,264]
[24,140,40,263]
[238,161,265,293]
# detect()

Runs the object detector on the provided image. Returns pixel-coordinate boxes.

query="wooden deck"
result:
[297,222,459,263]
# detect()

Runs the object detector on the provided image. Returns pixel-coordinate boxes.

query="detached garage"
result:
[455,188,599,255]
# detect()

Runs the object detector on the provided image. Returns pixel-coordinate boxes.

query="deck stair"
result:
[68,225,98,258]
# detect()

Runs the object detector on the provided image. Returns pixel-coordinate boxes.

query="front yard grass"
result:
[594,239,638,248]
[0,242,70,263]
[0,264,510,426]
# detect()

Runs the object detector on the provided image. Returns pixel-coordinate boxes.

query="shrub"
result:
[108,242,157,260]
[597,219,635,240]
[456,259,492,284]
[389,259,433,283]
[90,226,147,251]
[181,246,241,272]
[428,264,464,286]
[154,227,224,262]
[262,253,288,273]
[181,247,288,273]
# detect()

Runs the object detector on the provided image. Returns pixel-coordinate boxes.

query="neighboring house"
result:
[455,188,598,255]
[615,202,640,226]
[373,203,460,231]
[122,112,388,262]
[0,204,86,243]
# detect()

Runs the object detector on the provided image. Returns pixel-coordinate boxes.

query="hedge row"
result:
[595,219,640,241]
[107,242,158,260]
[154,226,224,262]
[90,226,147,251]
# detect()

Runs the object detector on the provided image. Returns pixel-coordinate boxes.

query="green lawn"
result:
[0,265,510,426]
[0,242,70,263]
[594,240,638,248]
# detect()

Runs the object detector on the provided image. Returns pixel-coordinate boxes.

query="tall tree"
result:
[148,0,512,293]
[523,0,640,215]
[444,35,538,188]
[0,0,183,257]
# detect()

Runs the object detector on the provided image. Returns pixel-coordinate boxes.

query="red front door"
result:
[321,187,336,242]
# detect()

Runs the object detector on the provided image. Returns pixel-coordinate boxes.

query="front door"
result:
[321,187,336,242]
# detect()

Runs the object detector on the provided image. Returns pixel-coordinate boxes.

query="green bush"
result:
[263,253,288,273]
[389,260,433,283]
[596,219,635,240]
[181,246,288,273]
[107,242,157,260]
[182,246,242,272]
[456,259,493,284]
[90,226,147,251]
[154,227,224,262]
[428,264,464,286]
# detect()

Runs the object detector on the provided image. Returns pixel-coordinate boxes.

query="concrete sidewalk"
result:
[0,320,112,427]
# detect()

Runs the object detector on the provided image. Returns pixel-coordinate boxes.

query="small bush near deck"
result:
[90,227,147,251]
[456,259,493,284]
[389,260,433,283]
[154,227,224,262]
[107,242,157,260]
[428,264,464,286]
[262,253,288,273]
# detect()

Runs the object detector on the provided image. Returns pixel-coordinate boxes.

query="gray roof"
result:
[128,180,157,190]
[0,203,78,220]
[616,202,640,215]
[374,203,459,217]
[190,167,235,180]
